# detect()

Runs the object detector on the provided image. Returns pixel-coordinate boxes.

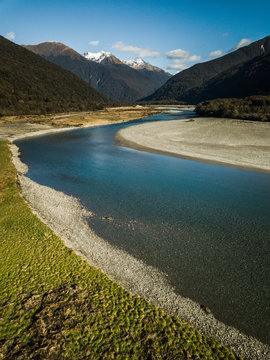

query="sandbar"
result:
[116,117,270,173]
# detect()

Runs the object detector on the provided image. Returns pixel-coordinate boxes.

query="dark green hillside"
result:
[181,53,270,104]
[141,36,270,103]
[0,36,115,116]
[196,96,270,121]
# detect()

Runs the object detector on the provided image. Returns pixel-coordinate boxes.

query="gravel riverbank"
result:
[116,117,270,173]
[8,130,270,359]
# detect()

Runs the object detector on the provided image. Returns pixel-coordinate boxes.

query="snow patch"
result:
[83,51,113,63]
[124,58,148,68]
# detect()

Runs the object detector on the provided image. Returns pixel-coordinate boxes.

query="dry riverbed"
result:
[116,116,270,173]
[0,106,164,140]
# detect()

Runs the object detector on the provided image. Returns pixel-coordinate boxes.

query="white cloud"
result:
[209,50,223,57]
[188,55,201,62]
[89,40,99,46]
[112,41,160,58]
[236,38,252,49]
[165,49,190,59]
[166,62,189,71]
[6,31,15,40]
[165,48,201,65]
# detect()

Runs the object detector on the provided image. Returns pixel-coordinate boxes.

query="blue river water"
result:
[16,109,270,344]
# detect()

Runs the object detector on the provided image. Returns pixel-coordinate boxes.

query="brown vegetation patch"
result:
[2,285,96,360]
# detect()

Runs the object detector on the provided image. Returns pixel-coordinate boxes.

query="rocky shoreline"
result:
[7,126,270,359]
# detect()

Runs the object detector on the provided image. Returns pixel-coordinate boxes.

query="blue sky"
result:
[1,0,269,73]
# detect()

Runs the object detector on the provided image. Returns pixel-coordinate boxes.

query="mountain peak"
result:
[83,51,123,65]
[23,41,81,59]
[124,58,147,68]
[84,51,112,62]
[124,58,168,74]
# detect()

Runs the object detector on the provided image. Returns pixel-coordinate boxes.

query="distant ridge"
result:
[182,52,270,103]
[0,36,114,116]
[141,36,270,103]
[24,42,171,102]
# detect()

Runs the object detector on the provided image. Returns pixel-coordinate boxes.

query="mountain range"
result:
[0,36,114,116]
[142,36,270,104]
[84,52,170,89]
[2,34,270,117]
[24,43,171,102]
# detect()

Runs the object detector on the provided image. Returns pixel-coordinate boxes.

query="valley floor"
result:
[1,109,269,359]
[0,106,164,140]
[116,116,270,173]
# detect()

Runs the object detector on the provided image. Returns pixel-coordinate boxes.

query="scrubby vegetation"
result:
[0,36,116,116]
[0,141,242,359]
[196,96,270,121]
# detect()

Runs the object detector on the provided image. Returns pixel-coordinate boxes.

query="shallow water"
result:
[16,109,270,344]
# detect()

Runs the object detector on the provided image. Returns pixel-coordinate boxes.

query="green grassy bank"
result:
[0,141,242,359]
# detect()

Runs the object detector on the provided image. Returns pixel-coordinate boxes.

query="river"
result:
[15,108,270,344]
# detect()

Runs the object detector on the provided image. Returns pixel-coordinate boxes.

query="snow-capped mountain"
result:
[124,58,164,72]
[24,42,171,102]
[124,58,172,86]
[124,58,148,68]
[84,51,112,62]
[83,52,170,75]
[83,51,123,65]
[82,51,171,92]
